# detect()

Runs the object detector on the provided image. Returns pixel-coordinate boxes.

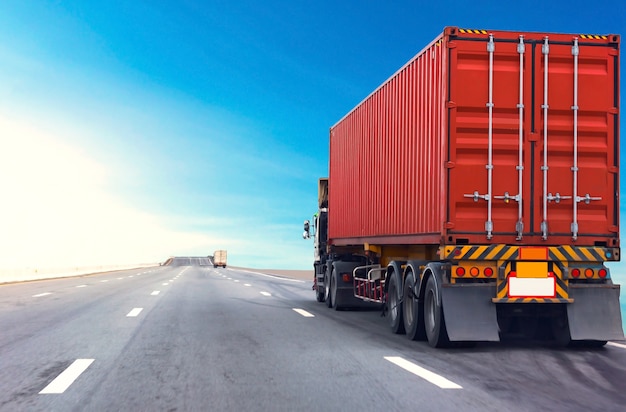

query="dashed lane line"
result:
[293,308,314,318]
[162,283,169,286]
[260,291,272,297]
[33,293,52,298]
[39,359,94,394]
[76,285,87,288]
[384,356,462,389]
[151,291,160,296]
[126,308,143,317]
[244,284,251,287]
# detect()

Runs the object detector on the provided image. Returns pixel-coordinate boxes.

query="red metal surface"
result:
[329,27,619,248]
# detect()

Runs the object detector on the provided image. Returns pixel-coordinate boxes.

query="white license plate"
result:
[508,276,555,298]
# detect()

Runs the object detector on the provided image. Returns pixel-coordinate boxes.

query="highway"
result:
[1,257,625,411]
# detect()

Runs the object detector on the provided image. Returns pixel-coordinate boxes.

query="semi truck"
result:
[304,27,623,347]
[213,250,227,268]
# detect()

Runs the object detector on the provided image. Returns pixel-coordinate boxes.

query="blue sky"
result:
[0,1,624,271]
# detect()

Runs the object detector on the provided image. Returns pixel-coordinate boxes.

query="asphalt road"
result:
[1,257,625,411]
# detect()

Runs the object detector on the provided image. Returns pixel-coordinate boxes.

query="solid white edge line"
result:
[260,291,272,297]
[39,359,94,394]
[293,308,315,318]
[238,269,305,283]
[151,291,160,296]
[608,342,626,350]
[33,292,52,297]
[126,308,143,317]
[384,356,462,389]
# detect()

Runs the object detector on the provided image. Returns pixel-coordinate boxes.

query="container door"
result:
[533,38,619,245]
[447,31,619,246]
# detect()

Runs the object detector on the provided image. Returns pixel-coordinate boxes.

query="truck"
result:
[304,27,623,348]
[213,250,227,268]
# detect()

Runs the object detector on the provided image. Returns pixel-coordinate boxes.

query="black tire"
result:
[331,269,343,310]
[424,275,450,348]
[403,272,425,341]
[325,271,333,308]
[316,281,325,302]
[388,274,405,334]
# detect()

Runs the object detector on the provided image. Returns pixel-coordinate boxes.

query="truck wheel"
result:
[331,269,343,310]
[325,272,333,308]
[424,275,450,348]
[388,274,405,334]
[316,276,325,302]
[403,272,425,340]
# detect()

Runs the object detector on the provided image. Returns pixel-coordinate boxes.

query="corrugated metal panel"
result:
[329,34,446,244]
[329,27,619,248]
[448,29,619,246]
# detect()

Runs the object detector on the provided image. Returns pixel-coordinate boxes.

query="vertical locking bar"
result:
[516,36,525,240]
[485,34,495,239]
[541,37,550,240]
[571,37,580,240]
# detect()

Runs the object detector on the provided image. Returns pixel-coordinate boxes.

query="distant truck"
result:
[213,250,227,268]
[304,27,623,347]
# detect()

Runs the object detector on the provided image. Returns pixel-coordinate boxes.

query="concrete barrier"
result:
[0,263,160,284]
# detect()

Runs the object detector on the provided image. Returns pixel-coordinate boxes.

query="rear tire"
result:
[424,275,450,348]
[331,269,343,310]
[316,284,325,302]
[325,271,333,308]
[388,274,405,334]
[403,272,425,341]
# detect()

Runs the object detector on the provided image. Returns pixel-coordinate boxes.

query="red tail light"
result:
[342,273,351,282]
[484,267,494,277]
[599,269,608,278]
[571,268,581,278]
[456,267,465,277]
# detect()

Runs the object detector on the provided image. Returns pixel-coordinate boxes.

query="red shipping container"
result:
[329,27,620,248]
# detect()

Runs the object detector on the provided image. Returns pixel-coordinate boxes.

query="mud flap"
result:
[441,284,500,342]
[567,285,624,341]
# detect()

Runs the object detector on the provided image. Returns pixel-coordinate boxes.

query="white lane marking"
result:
[33,292,52,297]
[234,280,240,283]
[126,308,143,317]
[128,276,134,278]
[151,291,160,296]
[117,277,124,280]
[608,342,626,350]
[238,269,305,283]
[384,356,462,389]
[162,283,169,286]
[76,285,87,288]
[39,359,94,394]
[100,280,108,283]
[227,278,232,280]
[260,291,272,297]
[293,308,314,318]
[244,284,251,287]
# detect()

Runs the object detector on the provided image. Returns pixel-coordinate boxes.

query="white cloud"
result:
[0,114,217,270]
